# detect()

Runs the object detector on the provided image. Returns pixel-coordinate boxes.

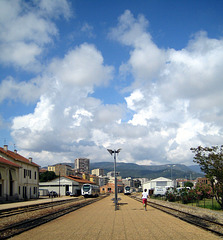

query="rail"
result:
[0,197,82,218]
[0,195,107,239]
[129,195,223,237]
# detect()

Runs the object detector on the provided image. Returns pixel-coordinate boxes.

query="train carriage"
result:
[81,184,100,197]
[124,186,131,195]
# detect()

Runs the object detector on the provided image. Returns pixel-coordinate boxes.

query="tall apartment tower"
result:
[75,158,90,173]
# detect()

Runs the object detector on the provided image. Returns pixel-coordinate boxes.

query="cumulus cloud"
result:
[3,8,223,167]
[48,43,113,90]
[109,10,165,86]
[10,42,116,165]
[0,0,70,71]
[0,76,44,104]
[109,10,223,165]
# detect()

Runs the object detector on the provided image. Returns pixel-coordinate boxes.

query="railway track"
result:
[0,197,82,218]
[130,195,223,237]
[0,196,106,239]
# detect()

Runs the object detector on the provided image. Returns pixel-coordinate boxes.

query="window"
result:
[35,171,36,180]
[24,169,26,178]
[156,181,167,187]
[9,170,13,196]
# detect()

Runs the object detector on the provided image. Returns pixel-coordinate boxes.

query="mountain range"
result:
[58,162,204,180]
[90,162,203,179]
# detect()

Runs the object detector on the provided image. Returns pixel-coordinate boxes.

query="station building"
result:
[0,145,39,202]
[143,177,174,195]
[39,175,96,196]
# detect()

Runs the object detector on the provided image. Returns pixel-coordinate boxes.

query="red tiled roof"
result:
[90,174,98,178]
[67,175,96,184]
[0,157,21,168]
[0,147,40,167]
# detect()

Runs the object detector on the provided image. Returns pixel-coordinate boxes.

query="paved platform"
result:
[10,194,222,240]
[0,196,72,210]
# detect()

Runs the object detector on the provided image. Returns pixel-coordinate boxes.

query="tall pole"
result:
[114,150,118,211]
[59,171,60,197]
[107,148,121,211]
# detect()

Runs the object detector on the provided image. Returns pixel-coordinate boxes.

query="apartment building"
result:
[48,163,74,176]
[75,158,90,173]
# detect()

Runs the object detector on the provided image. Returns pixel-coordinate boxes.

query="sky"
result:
[1,0,223,168]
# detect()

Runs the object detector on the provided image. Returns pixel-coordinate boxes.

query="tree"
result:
[191,145,223,209]
[184,181,194,188]
[39,171,57,182]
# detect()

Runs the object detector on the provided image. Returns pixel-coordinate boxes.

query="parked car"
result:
[66,191,71,196]
[49,191,58,197]
[70,192,76,197]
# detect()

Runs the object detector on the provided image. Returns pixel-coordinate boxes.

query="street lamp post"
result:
[170,165,176,187]
[59,171,60,197]
[107,148,121,211]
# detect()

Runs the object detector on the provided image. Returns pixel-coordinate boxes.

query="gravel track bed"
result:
[133,194,223,224]
[0,198,89,230]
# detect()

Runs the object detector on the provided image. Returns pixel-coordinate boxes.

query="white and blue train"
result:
[124,186,131,195]
[81,184,100,197]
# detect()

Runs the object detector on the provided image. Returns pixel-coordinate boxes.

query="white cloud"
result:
[4,9,223,167]
[10,42,116,160]
[72,109,93,127]
[109,10,165,85]
[0,76,45,104]
[125,89,144,111]
[0,0,70,71]
[111,11,223,165]
[48,43,114,89]
[81,23,95,38]
[38,0,72,20]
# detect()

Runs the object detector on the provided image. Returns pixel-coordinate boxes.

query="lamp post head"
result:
[116,148,122,153]
[107,149,114,155]
[107,148,122,155]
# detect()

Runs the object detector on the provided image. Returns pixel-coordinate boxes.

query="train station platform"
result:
[0,196,72,210]
[10,194,222,240]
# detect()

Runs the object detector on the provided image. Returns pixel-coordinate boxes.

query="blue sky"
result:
[1,0,223,168]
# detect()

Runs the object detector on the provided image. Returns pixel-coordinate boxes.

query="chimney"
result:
[14,149,17,154]
[29,157,32,163]
[4,145,8,151]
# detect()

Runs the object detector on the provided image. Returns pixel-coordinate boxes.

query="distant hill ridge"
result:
[54,162,203,180]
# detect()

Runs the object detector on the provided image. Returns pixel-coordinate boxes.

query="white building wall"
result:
[39,177,81,196]
[0,155,39,200]
[143,177,173,193]
[17,162,39,199]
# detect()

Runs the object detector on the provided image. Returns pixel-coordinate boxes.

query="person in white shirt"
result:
[142,189,149,211]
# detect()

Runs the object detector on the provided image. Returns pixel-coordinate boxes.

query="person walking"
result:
[142,189,149,211]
